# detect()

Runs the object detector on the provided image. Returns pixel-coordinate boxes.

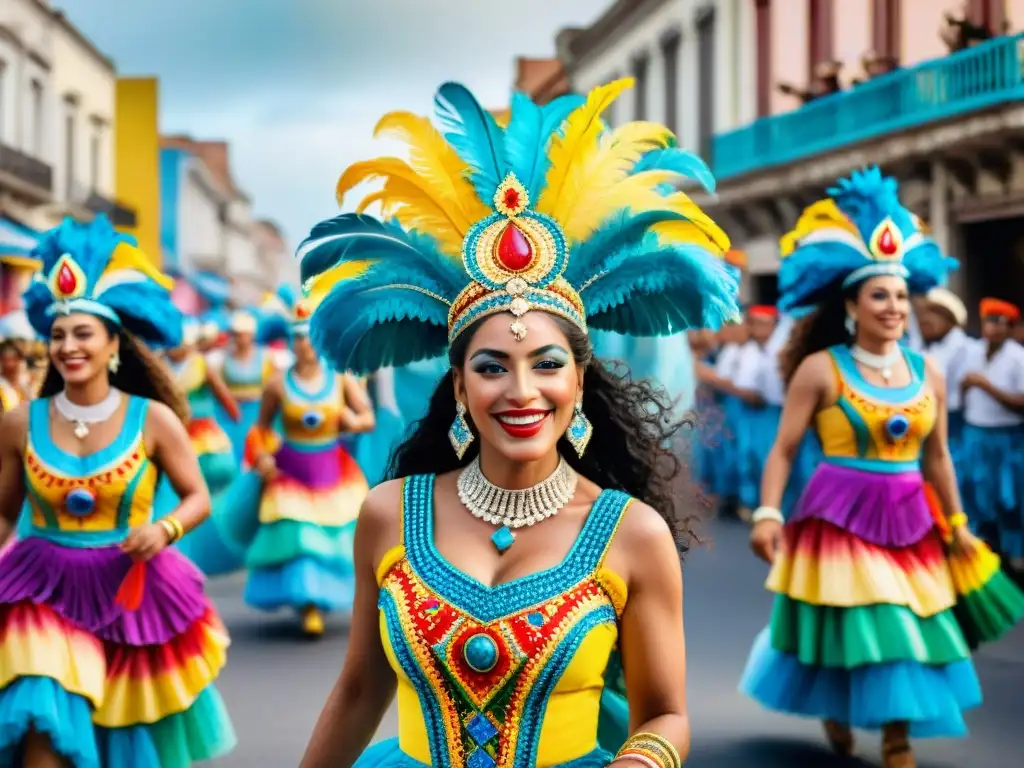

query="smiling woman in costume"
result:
[0,216,236,767]
[296,78,737,768]
[741,169,1024,768]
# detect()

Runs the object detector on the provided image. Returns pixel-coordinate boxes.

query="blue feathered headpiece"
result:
[255,283,300,344]
[23,215,182,348]
[777,167,957,311]
[296,78,739,374]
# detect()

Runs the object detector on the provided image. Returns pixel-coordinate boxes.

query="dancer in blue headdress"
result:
[296,77,738,768]
[0,216,235,766]
[741,169,1024,768]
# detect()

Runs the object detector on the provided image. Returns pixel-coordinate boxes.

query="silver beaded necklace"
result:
[457,456,578,552]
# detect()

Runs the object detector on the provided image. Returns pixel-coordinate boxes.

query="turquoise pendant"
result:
[490,526,515,553]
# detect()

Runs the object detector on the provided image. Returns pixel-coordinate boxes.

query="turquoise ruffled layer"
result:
[354,738,613,767]
[244,555,354,612]
[198,450,237,495]
[175,501,247,577]
[245,519,354,569]
[0,676,236,768]
[740,627,982,737]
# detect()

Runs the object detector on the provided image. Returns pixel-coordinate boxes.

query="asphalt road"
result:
[207,517,1024,768]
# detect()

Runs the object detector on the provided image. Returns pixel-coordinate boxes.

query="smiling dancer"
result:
[741,170,1024,768]
[213,309,275,463]
[0,216,235,767]
[296,78,737,768]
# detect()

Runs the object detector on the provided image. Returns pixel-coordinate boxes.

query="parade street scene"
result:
[1,1,1023,767]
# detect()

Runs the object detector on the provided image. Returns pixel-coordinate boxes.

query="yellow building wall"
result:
[114,78,161,267]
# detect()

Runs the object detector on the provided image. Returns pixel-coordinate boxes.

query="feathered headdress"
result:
[256,283,299,344]
[297,78,738,374]
[23,215,182,348]
[777,167,957,311]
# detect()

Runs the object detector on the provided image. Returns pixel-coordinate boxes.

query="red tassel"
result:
[924,482,951,541]
[115,561,147,611]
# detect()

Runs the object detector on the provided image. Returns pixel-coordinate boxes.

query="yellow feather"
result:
[560,170,677,243]
[376,177,466,256]
[304,259,374,311]
[107,243,175,290]
[536,77,634,222]
[355,190,386,215]
[653,221,728,253]
[662,192,731,252]
[373,112,489,225]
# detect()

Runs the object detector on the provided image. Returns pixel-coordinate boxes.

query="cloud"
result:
[54,0,608,246]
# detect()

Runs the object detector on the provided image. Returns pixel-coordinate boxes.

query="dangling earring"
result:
[565,401,593,458]
[845,315,856,336]
[108,352,121,374]
[449,401,474,459]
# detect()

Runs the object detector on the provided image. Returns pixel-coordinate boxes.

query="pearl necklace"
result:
[850,344,902,382]
[457,456,577,552]
[54,388,123,439]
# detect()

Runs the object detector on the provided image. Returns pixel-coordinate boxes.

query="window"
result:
[65,110,75,200]
[970,0,1005,33]
[808,0,834,71]
[696,7,716,162]
[662,31,682,135]
[871,0,901,61]
[633,54,649,121]
[30,80,43,156]
[755,0,772,117]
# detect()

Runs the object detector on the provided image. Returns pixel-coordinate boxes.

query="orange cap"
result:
[748,305,778,319]
[980,298,1020,322]
[724,249,747,269]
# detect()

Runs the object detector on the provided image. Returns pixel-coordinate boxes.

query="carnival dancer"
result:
[0,338,27,413]
[0,215,235,766]
[217,304,374,636]
[212,309,275,463]
[731,306,778,518]
[297,77,737,768]
[917,288,972,463]
[160,319,246,576]
[742,170,1024,768]
[958,298,1024,570]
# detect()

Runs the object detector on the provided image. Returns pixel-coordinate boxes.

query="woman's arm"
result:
[607,502,690,766]
[206,363,241,422]
[338,374,376,434]
[145,401,210,534]
[0,406,29,548]
[300,482,401,768]
[921,359,966,525]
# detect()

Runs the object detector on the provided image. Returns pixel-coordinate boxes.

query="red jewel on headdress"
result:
[497,223,533,271]
[877,225,898,256]
[502,187,522,211]
[56,263,77,295]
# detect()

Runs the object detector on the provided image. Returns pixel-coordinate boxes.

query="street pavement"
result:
[208,517,1024,767]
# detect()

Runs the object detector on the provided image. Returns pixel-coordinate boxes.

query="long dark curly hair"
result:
[387,316,701,555]
[39,322,189,421]
[780,279,859,384]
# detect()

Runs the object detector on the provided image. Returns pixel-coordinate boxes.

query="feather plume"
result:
[335,157,472,244]
[373,111,490,227]
[559,170,677,243]
[433,82,509,204]
[536,78,634,223]
[357,176,467,256]
[661,192,731,252]
[633,148,716,193]
[504,91,586,200]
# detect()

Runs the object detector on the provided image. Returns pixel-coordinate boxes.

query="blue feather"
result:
[504,91,586,200]
[311,285,449,374]
[564,209,690,287]
[434,82,509,204]
[776,242,869,311]
[633,148,717,194]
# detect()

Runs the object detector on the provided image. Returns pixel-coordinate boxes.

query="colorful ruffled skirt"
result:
[957,423,1024,559]
[0,536,236,767]
[741,462,1024,737]
[216,440,368,613]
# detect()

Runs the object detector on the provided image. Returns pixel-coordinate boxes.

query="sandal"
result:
[882,730,915,768]
[823,720,854,756]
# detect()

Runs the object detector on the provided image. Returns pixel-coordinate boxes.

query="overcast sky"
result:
[54,0,607,248]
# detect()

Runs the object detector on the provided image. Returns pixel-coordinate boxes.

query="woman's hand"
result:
[256,453,277,481]
[120,523,172,561]
[749,519,783,564]
[950,524,980,557]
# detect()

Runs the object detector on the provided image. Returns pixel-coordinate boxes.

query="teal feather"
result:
[633,148,717,193]
[504,91,586,200]
[310,285,449,374]
[434,82,509,204]
[564,209,690,287]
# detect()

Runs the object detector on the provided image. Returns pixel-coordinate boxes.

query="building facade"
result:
[704,0,1024,311]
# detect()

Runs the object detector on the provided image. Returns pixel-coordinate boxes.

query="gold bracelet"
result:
[158,519,178,543]
[159,516,185,543]
[616,732,681,768]
[947,512,968,529]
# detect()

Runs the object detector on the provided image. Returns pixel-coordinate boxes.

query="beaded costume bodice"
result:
[23,396,158,547]
[279,367,343,448]
[814,345,936,472]
[222,347,270,401]
[170,353,215,420]
[375,474,631,768]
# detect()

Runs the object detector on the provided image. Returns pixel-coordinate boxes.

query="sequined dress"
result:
[357,474,632,768]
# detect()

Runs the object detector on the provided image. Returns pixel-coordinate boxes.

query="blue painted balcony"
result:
[713,33,1024,180]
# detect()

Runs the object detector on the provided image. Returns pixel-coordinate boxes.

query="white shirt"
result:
[755,315,797,406]
[924,327,975,412]
[963,339,1024,427]
[714,343,743,381]
[204,349,225,370]
[733,340,770,392]
[904,309,924,353]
